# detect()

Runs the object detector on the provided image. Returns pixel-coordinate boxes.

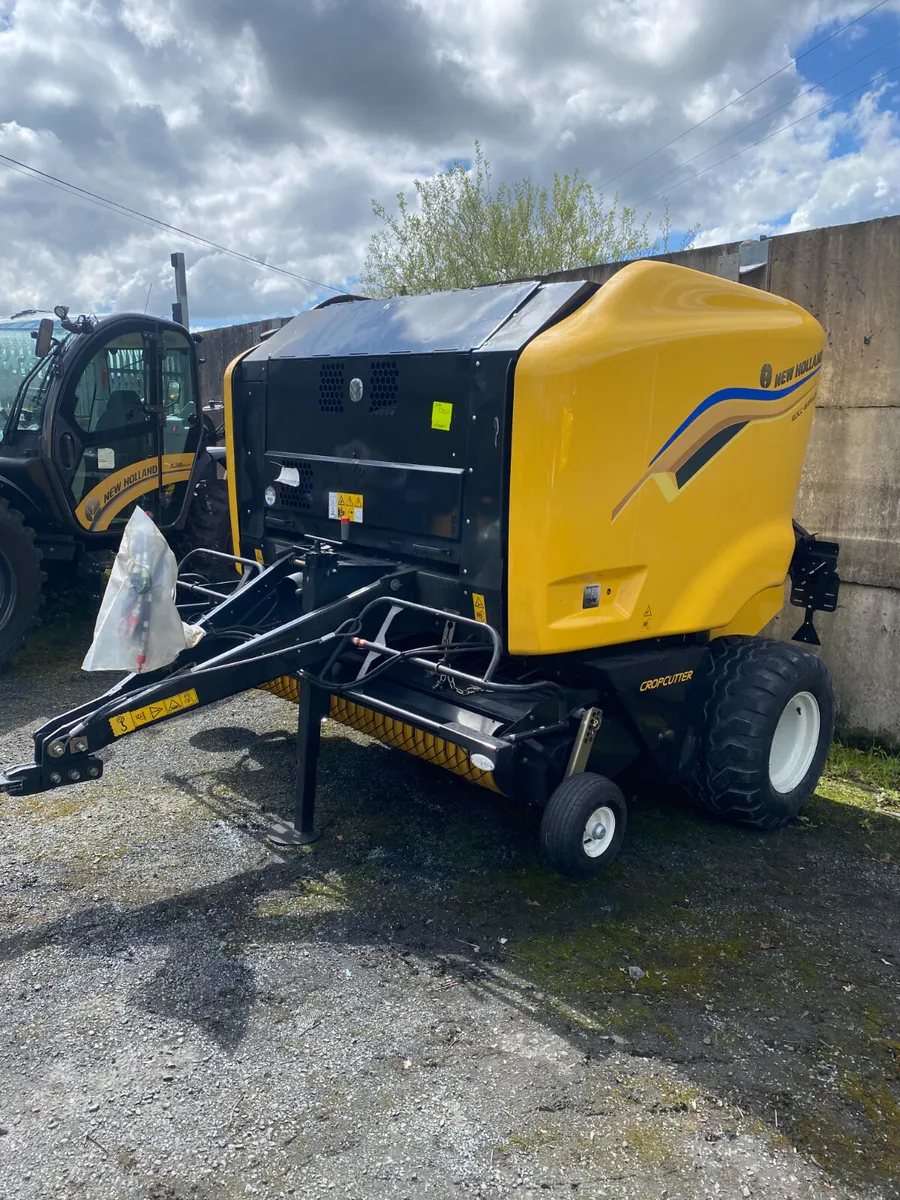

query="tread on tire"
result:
[690,635,833,830]
[539,772,627,879]
[0,497,46,672]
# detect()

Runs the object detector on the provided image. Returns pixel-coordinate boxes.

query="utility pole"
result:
[170,252,190,329]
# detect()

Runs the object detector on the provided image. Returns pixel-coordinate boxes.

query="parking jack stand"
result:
[267,683,325,847]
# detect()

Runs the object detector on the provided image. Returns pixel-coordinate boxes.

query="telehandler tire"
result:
[175,469,232,574]
[691,636,833,830]
[540,773,627,879]
[0,498,45,672]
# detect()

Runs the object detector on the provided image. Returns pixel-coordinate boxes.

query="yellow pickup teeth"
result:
[257,678,500,792]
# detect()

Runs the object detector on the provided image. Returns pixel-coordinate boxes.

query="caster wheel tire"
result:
[539,772,627,879]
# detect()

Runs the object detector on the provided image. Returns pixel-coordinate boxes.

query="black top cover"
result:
[245,281,587,360]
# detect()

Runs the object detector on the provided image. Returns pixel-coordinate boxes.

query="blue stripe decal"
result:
[649,367,821,466]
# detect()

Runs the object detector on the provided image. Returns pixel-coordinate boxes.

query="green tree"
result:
[361,142,695,298]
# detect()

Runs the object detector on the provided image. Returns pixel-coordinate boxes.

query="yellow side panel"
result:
[709,584,786,640]
[74,454,194,531]
[222,344,261,567]
[508,260,824,655]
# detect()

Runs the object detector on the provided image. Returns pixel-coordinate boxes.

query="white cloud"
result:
[0,0,898,324]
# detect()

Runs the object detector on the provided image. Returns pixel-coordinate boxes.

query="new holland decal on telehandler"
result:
[0,262,840,878]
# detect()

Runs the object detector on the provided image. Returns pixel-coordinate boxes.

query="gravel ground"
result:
[1,618,898,1200]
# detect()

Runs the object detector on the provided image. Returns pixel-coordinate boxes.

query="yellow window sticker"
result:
[254,547,264,565]
[472,593,487,623]
[109,688,199,737]
[328,492,364,522]
[431,402,453,431]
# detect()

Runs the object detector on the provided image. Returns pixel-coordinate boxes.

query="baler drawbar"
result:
[0,539,582,847]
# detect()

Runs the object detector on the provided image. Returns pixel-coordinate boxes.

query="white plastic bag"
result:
[82,507,203,674]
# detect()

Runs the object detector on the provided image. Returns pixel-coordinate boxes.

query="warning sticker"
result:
[109,688,200,737]
[328,492,364,522]
[472,593,487,623]
[109,712,135,737]
[431,402,453,431]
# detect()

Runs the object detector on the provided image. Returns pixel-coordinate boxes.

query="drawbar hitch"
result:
[0,539,565,848]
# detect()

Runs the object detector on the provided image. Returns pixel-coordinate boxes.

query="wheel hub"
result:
[583,805,616,858]
[768,690,821,794]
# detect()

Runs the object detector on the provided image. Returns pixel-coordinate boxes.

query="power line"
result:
[632,31,900,201]
[633,61,900,208]
[599,0,893,191]
[0,152,347,295]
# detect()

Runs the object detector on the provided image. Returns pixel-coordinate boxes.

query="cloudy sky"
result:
[1,0,899,326]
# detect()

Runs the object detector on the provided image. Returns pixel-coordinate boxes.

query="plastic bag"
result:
[82,506,204,674]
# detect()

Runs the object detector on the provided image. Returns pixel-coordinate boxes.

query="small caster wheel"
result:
[539,772,627,879]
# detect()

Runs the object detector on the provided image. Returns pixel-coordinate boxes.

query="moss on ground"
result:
[624,1123,671,1166]
[827,740,900,799]
[1,791,93,824]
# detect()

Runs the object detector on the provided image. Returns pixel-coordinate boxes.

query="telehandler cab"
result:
[0,307,229,668]
[0,262,840,877]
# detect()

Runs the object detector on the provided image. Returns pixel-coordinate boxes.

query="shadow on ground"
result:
[2,626,899,1196]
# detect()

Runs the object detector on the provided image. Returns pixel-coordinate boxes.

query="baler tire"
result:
[539,772,627,879]
[0,498,45,672]
[690,636,833,830]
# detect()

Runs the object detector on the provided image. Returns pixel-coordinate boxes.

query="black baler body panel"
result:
[233,281,594,635]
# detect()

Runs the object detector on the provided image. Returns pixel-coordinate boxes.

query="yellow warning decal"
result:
[109,688,200,737]
[328,491,364,522]
[431,401,453,431]
[472,593,487,623]
[254,548,264,565]
[109,712,135,737]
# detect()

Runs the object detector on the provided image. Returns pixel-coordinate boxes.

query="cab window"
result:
[161,330,197,452]
[71,333,148,434]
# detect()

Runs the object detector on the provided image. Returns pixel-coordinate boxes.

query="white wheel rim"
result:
[768,691,821,794]
[582,805,616,858]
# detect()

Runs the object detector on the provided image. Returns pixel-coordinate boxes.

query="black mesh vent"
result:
[369,359,399,414]
[276,460,313,510]
[319,362,345,413]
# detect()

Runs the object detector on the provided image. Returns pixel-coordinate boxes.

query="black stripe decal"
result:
[674,423,747,489]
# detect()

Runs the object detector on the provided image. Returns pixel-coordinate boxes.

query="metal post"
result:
[171,252,190,330]
[267,548,327,847]
[267,683,325,847]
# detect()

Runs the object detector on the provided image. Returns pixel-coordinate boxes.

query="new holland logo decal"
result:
[611,353,823,521]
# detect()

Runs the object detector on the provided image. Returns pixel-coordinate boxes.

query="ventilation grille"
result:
[319,362,345,413]
[369,359,399,415]
[276,459,312,510]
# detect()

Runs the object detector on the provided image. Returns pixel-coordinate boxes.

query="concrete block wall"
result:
[762,217,900,744]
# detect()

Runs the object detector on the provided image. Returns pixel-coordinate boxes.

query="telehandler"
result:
[0,262,840,877]
[0,307,229,668]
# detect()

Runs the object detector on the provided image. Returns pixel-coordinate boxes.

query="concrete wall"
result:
[541,236,770,289]
[762,217,900,744]
[196,214,900,742]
